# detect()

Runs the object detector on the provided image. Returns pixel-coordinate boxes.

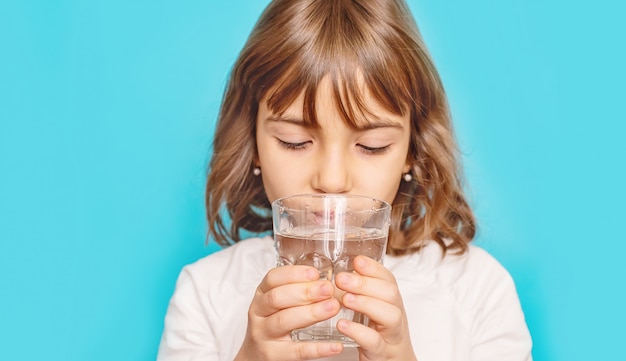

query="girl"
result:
[158,0,533,360]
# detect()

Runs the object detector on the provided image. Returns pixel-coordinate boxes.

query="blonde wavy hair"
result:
[206,0,476,256]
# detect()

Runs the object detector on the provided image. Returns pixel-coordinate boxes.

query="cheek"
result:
[356,168,402,204]
[362,152,407,202]
[259,156,308,202]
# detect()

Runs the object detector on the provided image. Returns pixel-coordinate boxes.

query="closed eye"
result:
[278,139,311,150]
[358,144,390,155]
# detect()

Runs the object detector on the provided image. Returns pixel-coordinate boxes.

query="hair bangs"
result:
[259,36,415,130]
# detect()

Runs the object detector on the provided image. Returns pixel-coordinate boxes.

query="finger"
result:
[336,319,383,353]
[341,293,403,333]
[285,342,344,360]
[263,298,342,338]
[257,266,319,294]
[239,340,344,361]
[334,271,401,306]
[352,255,396,282]
[253,280,334,317]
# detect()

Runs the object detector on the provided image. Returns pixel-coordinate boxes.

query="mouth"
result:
[311,209,335,224]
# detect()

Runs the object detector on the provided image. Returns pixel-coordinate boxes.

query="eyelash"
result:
[358,144,390,155]
[278,139,390,155]
[278,139,310,150]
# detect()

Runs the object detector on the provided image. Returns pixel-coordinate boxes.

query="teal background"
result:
[1,0,624,360]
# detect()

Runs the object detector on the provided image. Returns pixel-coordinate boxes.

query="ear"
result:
[402,162,412,174]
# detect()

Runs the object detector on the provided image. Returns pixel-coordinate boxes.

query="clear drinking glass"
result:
[271,194,391,346]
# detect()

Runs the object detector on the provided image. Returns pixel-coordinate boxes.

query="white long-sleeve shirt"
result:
[157,236,532,361]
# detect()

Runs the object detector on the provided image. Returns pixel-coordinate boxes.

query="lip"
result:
[312,210,336,225]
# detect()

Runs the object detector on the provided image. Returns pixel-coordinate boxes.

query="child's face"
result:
[256,76,411,205]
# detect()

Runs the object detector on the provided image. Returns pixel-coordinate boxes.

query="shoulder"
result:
[453,245,513,286]
[441,245,532,358]
[181,236,276,287]
[387,243,532,359]
[433,244,532,358]
[165,236,276,325]
[434,244,519,306]
[408,242,515,288]
[387,242,512,288]
[390,242,524,321]
[158,237,275,360]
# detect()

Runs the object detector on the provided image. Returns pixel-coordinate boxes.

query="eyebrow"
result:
[265,114,405,131]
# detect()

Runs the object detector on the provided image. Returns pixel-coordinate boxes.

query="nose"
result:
[311,147,352,194]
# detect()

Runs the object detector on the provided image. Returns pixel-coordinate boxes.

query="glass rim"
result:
[272,193,392,213]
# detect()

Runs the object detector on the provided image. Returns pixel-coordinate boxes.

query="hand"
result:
[334,256,417,361]
[234,265,344,361]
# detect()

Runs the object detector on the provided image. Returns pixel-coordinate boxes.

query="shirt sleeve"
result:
[466,249,533,361]
[157,266,220,361]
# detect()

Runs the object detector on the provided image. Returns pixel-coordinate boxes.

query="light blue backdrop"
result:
[1,1,624,360]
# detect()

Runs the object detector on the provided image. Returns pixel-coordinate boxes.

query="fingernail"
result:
[355,256,367,269]
[324,300,336,312]
[330,343,341,353]
[337,319,349,331]
[306,268,318,280]
[337,273,354,286]
[319,282,332,296]
[344,293,356,304]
